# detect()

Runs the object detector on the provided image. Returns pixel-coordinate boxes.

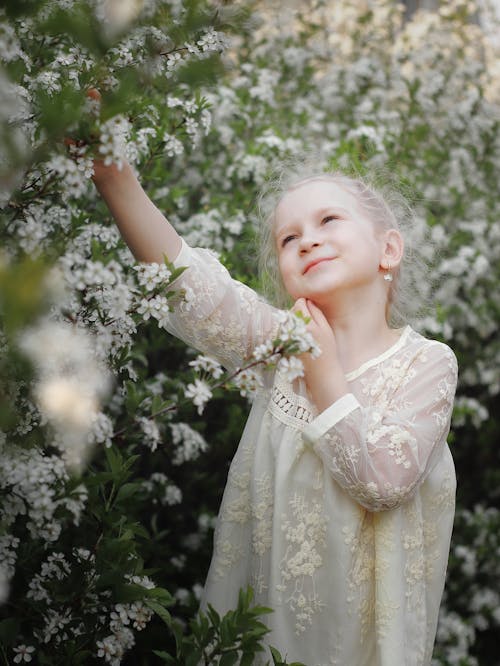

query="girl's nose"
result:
[299,235,321,253]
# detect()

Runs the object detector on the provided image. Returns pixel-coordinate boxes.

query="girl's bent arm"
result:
[93,161,182,264]
[302,341,458,512]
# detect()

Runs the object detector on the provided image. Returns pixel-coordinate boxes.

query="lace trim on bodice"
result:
[268,372,315,429]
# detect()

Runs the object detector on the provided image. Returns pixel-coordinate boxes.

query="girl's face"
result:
[274,179,386,304]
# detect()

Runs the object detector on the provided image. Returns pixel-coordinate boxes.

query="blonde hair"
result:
[256,162,432,327]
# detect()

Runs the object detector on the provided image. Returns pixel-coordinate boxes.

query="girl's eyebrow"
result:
[315,205,350,217]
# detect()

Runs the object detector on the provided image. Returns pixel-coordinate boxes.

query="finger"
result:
[305,299,328,325]
[291,298,308,315]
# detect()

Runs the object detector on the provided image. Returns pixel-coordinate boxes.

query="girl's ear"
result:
[380,228,404,270]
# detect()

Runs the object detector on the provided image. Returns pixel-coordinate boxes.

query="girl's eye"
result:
[321,215,339,224]
[281,235,296,247]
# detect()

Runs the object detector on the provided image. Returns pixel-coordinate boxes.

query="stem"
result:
[105,483,116,512]
[139,118,186,173]
[0,641,9,665]
[111,401,177,439]
[158,46,190,57]
[110,350,279,442]
[109,321,304,446]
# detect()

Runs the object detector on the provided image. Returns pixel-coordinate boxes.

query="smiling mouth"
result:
[303,258,335,274]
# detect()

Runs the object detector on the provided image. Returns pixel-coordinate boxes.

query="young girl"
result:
[93,159,458,666]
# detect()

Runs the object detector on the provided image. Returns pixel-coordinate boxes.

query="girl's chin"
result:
[291,289,335,303]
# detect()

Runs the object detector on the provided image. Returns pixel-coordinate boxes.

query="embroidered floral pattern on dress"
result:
[311,341,458,513]
[277,494,327,635]
[430,473,455,510]
[213,539,245,579]
[402,504,428,609]
[164,243,281,373]
[342,517,376,637]
[251,474,273,557]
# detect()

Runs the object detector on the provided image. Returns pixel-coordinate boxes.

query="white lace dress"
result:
[164,240,458,666]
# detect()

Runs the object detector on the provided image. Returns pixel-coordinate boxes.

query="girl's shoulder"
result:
[405,326,457,357]
[401,326,458,378]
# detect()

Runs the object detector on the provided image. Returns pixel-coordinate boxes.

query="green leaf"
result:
[72,650,94,665]
[143,586,175,606]
[0,618,20,646]
[168,264,188,281]
[115,583,151,603]
[240,653,257,666]
[152,650,176,664]
[238,585,253,609]
[185,649,203,666]
[146,600,172,627]
[219,650,239,666]
[269,646,283,664]
[248,604,274,616]
[83,471,115,487]
[115,482,141,503]
[169,619,185,657]
[206,603,221,627]
[0,256,51,335]
[105,446,123,476]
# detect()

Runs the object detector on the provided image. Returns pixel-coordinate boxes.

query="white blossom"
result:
[18,320,111,469]
[163,132,184,157]
[252,340,276,362]
[98,115,132,170]
[184,378,212,415]
[196,28,227,53]
[277,355,304,383]
[275,311,321,357]
[170,422,208,465]
[163,484,182,505]
[13,645,35,663]
[134,262,171,290]
[138,416,161,451]
[44,153,94,199]
[232,367,263,398]
[189,354,223,379]
[137,295,170,323]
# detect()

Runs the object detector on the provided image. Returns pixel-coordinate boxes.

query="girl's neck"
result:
[318,291,400,374]
[334,320,402,375]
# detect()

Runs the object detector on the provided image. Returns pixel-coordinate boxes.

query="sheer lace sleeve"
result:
[163,239,281,372]
[302,341,458,512]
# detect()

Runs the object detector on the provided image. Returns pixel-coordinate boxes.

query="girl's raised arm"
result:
[92,152,282,373]
[92,160,182,264]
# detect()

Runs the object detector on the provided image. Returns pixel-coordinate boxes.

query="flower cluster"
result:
[18,319,111,469]
[0,439,85,545]
[97,115,132,170]
[97,599,153,665]
[142,472,182,506]
[188,354,223,379]
[170,422,208,465]
[137,416,161,451]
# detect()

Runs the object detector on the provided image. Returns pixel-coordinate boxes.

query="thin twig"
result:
[110,350,281,441]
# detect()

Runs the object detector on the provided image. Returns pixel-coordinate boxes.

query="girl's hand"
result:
[64,88,114,181]
[291,298,349,412]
